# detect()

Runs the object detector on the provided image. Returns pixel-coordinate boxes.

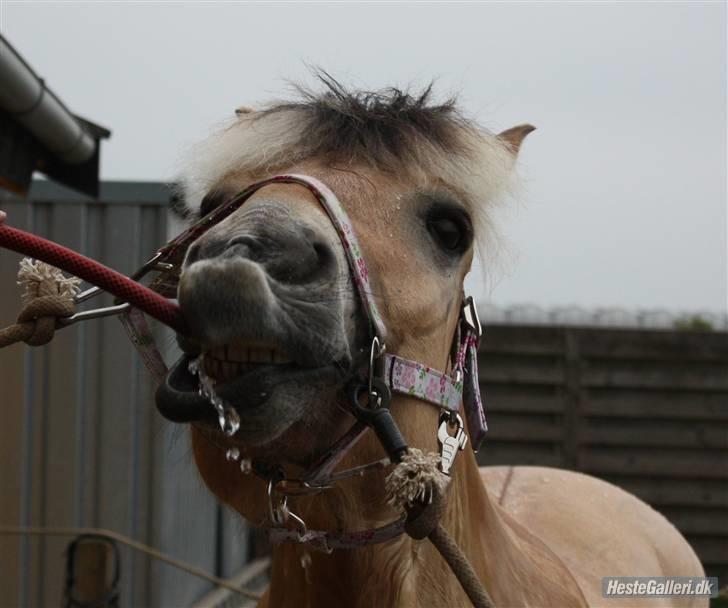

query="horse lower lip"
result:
[155,353,296,424]
[155,354,216,423]
[155,352,343,427]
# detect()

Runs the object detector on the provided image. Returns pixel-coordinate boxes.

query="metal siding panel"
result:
[81,203,106,528]
[129,203,163,607]
[220,506,249,579]
[0,199,30,607]
[151,426,219,607]
[39,203,86,605]
[95,204,140,608]
[26,203,52,608]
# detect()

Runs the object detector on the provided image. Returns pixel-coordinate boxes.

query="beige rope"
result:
[387,448,496,608]
[0,525,263,600]
[0,259,78,348]
[429,523,496,608]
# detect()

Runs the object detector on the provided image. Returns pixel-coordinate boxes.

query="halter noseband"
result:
[121,174,488,550]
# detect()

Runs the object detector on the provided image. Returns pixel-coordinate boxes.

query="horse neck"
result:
[264,444,587,607]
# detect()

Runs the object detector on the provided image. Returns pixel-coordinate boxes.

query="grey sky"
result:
[2,1,726,314]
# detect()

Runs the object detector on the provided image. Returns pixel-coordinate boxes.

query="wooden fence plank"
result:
[483,385,564,414]
[582,449,728,480]
[582,361,728,391]
[583,389,728,421]
[484,414,564,442]
[600,476,728,508]
[657,509,728,536]
[583,420,728,449]
[575,328,728,361]
[479,355,565,385]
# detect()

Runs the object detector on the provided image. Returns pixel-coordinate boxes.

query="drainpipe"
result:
[0,35,95,164]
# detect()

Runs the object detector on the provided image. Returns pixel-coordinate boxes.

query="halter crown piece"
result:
[118,174,488,551]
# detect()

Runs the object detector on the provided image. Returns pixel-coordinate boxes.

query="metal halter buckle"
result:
[462,296,482,338]
[367,336,387,405]
[437,411,468,475]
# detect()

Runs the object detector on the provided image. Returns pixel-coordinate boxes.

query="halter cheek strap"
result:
[271,175,487,446]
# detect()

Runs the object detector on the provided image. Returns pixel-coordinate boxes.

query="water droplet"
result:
[226,447,240,461]
[240,459,252,474]
[222,407,240,436]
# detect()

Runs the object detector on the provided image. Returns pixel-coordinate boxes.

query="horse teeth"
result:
[210,347,226,361]
[204,344,290,366]
[228,344,246,362]
[249,348,270,363]
[273,351,290,364]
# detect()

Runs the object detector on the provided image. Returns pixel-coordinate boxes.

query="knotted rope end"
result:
[385,448,448,511]
[17,258,81,302]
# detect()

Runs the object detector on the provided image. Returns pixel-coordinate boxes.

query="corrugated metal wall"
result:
[477,325,728,583]
[0,181,248,608]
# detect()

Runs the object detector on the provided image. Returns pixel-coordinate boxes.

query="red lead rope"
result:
[0,224,187,334]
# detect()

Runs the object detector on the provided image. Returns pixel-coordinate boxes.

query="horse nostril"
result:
[226,235,261,260]
[313,241,333,266]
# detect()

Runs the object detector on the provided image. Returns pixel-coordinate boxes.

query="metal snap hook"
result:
[267,476,309,537]
[367,336,386,400]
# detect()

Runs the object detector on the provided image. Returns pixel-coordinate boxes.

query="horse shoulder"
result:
[479,465,707,608]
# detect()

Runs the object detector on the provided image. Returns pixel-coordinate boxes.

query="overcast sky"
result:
[2,1,726,315]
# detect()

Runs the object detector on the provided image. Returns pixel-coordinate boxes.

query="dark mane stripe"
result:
[256,72,475,170]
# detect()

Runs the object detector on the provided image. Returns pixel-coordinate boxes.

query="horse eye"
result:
[199,191,227,218]
[427,214,471,253]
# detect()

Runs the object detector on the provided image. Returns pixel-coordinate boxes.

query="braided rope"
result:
[0,260,78,348]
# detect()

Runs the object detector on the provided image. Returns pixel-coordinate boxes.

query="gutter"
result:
[0,35,96,164]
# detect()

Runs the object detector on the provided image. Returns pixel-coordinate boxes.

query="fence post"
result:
[563,329,583,469]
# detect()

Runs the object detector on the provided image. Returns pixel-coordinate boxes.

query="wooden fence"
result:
[476,324,728,583]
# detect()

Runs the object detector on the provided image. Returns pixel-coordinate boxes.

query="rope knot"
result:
[0,259,80,348]
[385,448,449,540]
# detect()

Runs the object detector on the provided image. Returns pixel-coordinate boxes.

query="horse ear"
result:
[498,124,536,155]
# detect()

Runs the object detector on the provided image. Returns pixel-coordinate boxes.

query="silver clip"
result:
[437,412,468,475]
[367,336,386,405]
[267,478,308,538]
[462,296,482,338]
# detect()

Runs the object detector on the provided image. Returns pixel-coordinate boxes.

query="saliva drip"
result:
[189,355,240,436]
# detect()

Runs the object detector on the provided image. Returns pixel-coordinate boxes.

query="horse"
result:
[156,76,706,607]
